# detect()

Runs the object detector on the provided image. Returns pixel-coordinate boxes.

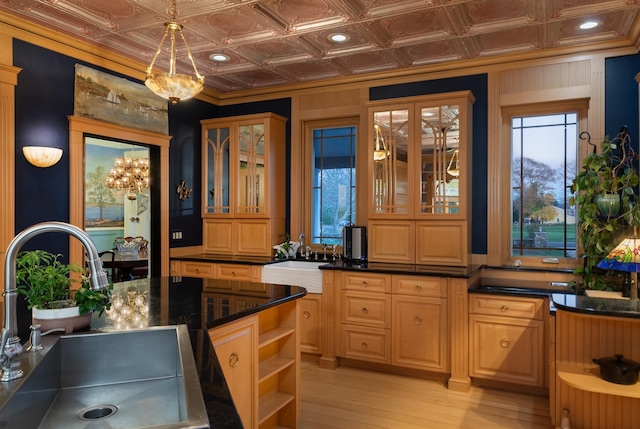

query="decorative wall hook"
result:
[177,180,192,200]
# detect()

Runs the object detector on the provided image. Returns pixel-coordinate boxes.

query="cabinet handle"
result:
[362,281,369,286]
[500,304,509,312]
[195,268,200,273]
[500,338,510,348]
[415,284,422,290]
[231,271,236,277]
[361,307,369,314]
[414,316,423,325]
[361,342,368,349]
[303,310,311,319]
[229,352,239,367]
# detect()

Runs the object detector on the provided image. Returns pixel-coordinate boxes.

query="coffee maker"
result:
[342,225,367,262]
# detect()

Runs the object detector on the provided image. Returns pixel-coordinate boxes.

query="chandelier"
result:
[145,0,204,104]
[105,155,150,201]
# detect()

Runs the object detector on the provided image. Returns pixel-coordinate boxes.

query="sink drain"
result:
[78,404,118,421]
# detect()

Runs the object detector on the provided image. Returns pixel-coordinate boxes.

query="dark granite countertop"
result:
[170,254,485,278]
[469,283,640,319]
[319,260,483,278]
[88,277,306,429]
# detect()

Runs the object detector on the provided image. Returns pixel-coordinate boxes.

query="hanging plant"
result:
[570,127,640,290]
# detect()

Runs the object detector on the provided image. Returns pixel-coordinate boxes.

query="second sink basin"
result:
[262,260,326,293]
[0,325,209,429]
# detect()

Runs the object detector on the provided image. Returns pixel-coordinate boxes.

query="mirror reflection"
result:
[238,123,265,214]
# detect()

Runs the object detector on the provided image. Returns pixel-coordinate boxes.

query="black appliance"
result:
[342,225,367,261]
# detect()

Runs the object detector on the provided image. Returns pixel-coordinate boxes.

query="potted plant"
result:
[570,127,640,290]
[15,249,112,333]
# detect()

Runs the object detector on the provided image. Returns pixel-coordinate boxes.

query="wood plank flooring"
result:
[299,361,554,429]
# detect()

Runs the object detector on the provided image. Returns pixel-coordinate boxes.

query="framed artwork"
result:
[74,64,168,135]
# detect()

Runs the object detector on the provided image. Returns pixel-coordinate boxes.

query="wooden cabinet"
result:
[209,317,257,429]
[208,300,299,429]
[174,260,262,283]
[340,272,391,364]
[338,272,449,372]
[554,309,640,429]
[299,294,321,354]
[392,275,448,372]
[469,294,545,387]
[201,113,287,256]
[366,92,474,265]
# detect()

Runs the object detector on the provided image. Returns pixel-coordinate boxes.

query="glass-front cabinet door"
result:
[203,125,231,214]
[371,106,412,215]
[237,122,265,214]
[368,93,472,219]
[419,103,461,215]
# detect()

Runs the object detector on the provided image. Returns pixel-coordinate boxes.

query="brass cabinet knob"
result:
[415,284,422,290]
[362,281,369,286]
[500,304,509,312]
[414,315,423,325]
[303,310,311,319]
[231,271,236,277]
[229,352,239,367]
[361,342,368,349]
[362,307,369,314]
[500,338,510,348]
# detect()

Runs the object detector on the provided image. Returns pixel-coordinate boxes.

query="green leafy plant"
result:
[570,129,640,289]
[16,249,112,315]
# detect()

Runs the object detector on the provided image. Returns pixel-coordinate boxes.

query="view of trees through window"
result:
[311,126,357,245]
[511,113,577,258]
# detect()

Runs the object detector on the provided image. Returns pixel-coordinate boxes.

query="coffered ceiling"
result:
[2,0,640,95]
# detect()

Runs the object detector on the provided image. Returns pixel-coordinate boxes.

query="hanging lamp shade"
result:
[145,4,204,104]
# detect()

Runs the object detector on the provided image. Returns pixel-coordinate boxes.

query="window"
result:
[511,112,578,259]
[310,125,357,245]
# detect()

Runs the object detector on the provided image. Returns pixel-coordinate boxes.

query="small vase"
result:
[32,306,92,334]
[595,193,620,218]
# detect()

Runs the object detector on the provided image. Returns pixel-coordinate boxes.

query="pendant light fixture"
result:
[145,0,204,104]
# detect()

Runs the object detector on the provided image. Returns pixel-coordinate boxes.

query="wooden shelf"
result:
[259,355,295,382]
[557,363,640,398]
[259,326,294,348]
[258,390,295,424]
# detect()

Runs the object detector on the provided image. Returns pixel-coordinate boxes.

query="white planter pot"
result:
[32,306,92,334]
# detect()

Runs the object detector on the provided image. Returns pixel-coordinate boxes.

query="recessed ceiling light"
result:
[328,33,349,43]
[579,21,599,30]
[209,53,230,62]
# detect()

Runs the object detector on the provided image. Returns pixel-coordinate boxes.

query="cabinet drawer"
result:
[181,261,215,278]
[341,325,390,364]
[470,295,544,320]
[342,291,391,328]
[392,275,447,298]
[470,314,545,386]
[216,264,252,280]
[342,272,391,293]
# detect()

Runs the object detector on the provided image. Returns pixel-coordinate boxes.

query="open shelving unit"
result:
[257,301,298,429]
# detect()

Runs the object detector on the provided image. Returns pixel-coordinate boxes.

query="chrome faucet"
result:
[299,232,305,258]
[0,221,110,381]
[305,246,312,260]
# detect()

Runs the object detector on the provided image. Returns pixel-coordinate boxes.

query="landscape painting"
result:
[74,64,168,134]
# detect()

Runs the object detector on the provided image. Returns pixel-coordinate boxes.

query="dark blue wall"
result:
[605,55,640,148]
[12,38,640,259]
[370,75,489,255]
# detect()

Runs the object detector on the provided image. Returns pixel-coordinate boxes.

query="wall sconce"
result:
[22,146,63,168]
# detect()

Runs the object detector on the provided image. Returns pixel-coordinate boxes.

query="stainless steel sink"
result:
[0,325,209,428]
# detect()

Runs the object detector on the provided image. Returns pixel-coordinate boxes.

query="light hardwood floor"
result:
[299,361,554,429]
